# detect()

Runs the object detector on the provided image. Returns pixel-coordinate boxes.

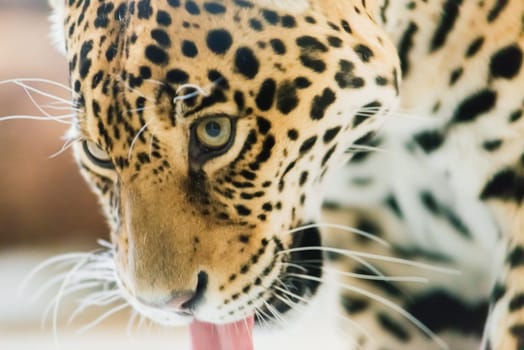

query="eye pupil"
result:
[205,121,222,138]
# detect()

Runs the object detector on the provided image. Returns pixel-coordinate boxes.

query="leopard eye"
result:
[195,116,232,149]
[83,140,114,169]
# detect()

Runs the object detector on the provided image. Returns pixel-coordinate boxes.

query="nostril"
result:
[180,271,208,311]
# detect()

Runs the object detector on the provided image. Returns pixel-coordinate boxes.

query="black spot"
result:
[288,129,298,140]
[310,88,336,120]
[407,290,488,335]
[487,0,509,22]
[182,40,198,57]
[507,246,524,268]
[430,0,463,52]
[94,2,114,28]
[208,70,229,89]
[414,130,444,153]
[296,36,328,52]
[167,0,180,7]
[510,294,524,312]
[510,110,523,122]
[398,22,418,76]
[249,18,263,31]
[354,44,374,62]
[327,36,343,48]
[490,44,523,79]
[91,71,103,89]
[321,145,336,167]
[79,40,94,79]
[465,37,484,57]
[137,0,152,19]
[207,29,233,55]
[453,89,496,123]
[156,10,172,26]
[481,169,524,203]
[235,205,252,216]
[341,295,369,314]
[509,324,524,340]
[105,43,117,62]
[269,39,286,55]
[276,81,299,114]
[420,191,471,238]
[262,9,279,25]
[166,69,189,83]
[341,20,352,33]
[281,15,296,28]
[185,1,200,15]
[256,117,271,134]
[299,55,326,73]
[255,79,276,111]
[234,91,245,111]
[139,66,151,79]
[299,171,309,186]
[483,139,503,151]
[204,2,226,14]
[145,45,169,65]
[114,3,128,20]
[376,312,411,341]
[235,47,259,79]
[151,29,171,47]
[449,67,463,85]
[323,126,341,143]
[335,59,364,89]
[234,0,253,8]
[491,283,506,305]
[385,195,403,218]
[299,136,317,155]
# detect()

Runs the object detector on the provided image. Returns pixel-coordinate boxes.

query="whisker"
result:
[18,252,93,298]
[42,281,102,329]
[68,291,122,324]
[280,223,390,247]
[0,78,75,94]
[289,273,449,350]
[286,272,449,350]
[0,114,73,124]
[49,137,81,159]
[278,246,460,275]
[128,120,152,161]
[2,79,74,105]
[75,303,128,334]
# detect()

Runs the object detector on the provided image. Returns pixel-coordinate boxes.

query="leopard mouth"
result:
[256,225,324,324]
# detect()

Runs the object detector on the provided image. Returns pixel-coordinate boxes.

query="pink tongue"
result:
[190,317,254,350]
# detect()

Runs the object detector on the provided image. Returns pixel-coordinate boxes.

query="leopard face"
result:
[52,0,400,326]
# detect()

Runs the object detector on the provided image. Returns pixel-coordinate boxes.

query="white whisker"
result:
[279,246,460,275]
[75,303,128,334]
[286,273,449,350]
[0,114,73,124]
[281,223,391,247]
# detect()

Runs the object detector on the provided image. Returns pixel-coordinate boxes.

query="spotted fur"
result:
[47,0,524,349]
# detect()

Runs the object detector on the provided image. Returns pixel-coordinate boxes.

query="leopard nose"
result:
[138,271,209,311]
[173,271,209,311]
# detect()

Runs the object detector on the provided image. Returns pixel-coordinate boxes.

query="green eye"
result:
[83,140,114,168]
[195,116,232,149]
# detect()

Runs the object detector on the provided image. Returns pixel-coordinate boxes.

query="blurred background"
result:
[0,2,189,349]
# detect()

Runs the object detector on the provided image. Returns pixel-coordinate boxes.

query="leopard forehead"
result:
[62,0,399,164]
[55,0,401,324]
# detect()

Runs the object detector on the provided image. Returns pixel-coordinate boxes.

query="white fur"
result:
[254,0,310,13]
[48,0,66,55]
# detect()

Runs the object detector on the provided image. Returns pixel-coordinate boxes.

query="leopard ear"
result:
[48,0,66,55]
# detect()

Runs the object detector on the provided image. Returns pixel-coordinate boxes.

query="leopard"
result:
[43,0,524,349]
